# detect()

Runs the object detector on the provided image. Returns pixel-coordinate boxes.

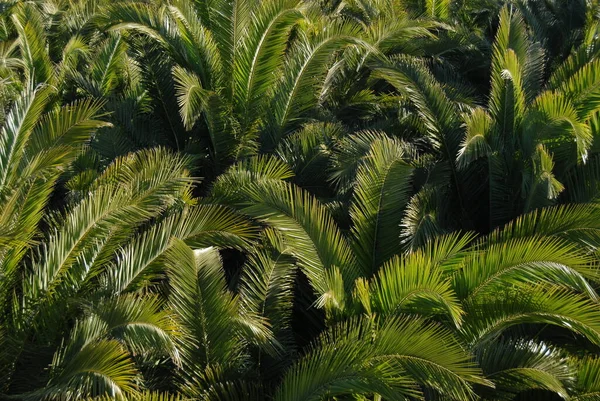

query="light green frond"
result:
[476,338,571,400]
[557,59,600,120]
[210,154,294,202]
[172,65,208,130]
[11,4,53,85]
[400,185,447,251]
[0,82,50,192]
[454,236,598,301]
[28,98,110,157]
[171,66,234,162]
[361,251,463,325]
[522,144,565,212]
[372,57,460,152]
[463,285,600,347]
[90,294,178,361]
[166,0,223,88]
[215,178,358,314]
[525,90,592,163]
[268,20,366,142]
[425,0,452,20]
[165,240,253,376]
[489,48,526,142]
[485,203,600,252]
[234,1,304,134]
[195,0,258,95]
[275,316,488,401]
[572,357,600,401]
[349,135,414,274]
[89,392,188,401]
[105,204,257,295]
[238,229,296,344]
[457,108,493,168]
[329,129,384,194]
[489,7,531,142]
[38,339,139,401]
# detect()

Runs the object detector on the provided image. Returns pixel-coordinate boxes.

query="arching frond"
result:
[166,240,275,380]
[454,236,598,301]
[349,136,415,274]
[267,20,366,144]
[0,83,50,191]
[485,203,600,252]
[234,1,304,133]
[274,316,488,401]
[238,229,296,345]
[572,357,600,401]
[462,285,600,347]
[40,338,139,401]
[358,251,463,325]
[11,4,53,85]
[214,177,358,315]
[105,204,256,295]
[476,338,571,400]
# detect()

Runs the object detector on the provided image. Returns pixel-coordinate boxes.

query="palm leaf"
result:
[11,4,53,85]
[214,177,358,315]
[267,20,366,144]
[233,0,303,134]
[572,357,600,401]
[274,316,488,401]
[349,135,415,274]
[463,285,600,347]
[453,236,598,301]
[0,82,50,192]
[358,250,463,325]
[476,338,571,400]
[166,240,274,382]
[104,204,257,295]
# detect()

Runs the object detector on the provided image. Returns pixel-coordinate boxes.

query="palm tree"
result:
[0,82,264,399]
[209,155,600,400]
[368,5,600,237]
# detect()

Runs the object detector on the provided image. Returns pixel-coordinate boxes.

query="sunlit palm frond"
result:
[349,135,415,274]
[476,338,571,400]
[462,284,600,347]
[274,315,488,401]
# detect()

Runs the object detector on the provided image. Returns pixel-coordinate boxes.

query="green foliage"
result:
[2,0,600,400]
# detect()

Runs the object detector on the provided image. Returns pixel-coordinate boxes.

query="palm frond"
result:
[11,4,53,85]
[90,34,128,96]
[89,294,178,361]
[349,135,415,274]
[453,236,598,301]
[274,316,489,401]
[572,357,600,401]
[105,204,257,295]
[214,177,358,315]
[28,98,110,157]
[476,338,571,400]
[372,56,461,153]
[234,0,304,134]
[238,229,296,348]
[0,82,50,192]
[39,339,139,401]
[267,20,366,144]
[463,285,600,347]
[485,203,600,252]
[166,240,271,380]
[359,251,463,325]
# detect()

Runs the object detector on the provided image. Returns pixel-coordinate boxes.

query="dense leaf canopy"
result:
[1,0,600,400]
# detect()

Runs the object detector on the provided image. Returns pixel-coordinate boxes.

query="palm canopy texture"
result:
[2,0,600,400]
